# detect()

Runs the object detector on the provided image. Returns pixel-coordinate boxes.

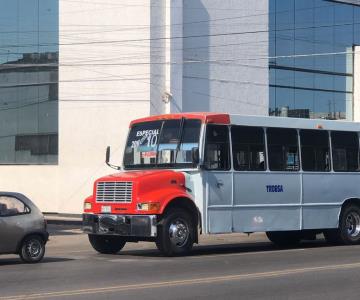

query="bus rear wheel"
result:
[156,208,195,256]
[266,231,301,247]
[324,204,360,245]
[88,234,126,254]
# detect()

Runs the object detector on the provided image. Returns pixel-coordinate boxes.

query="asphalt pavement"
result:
[0,225,360,300]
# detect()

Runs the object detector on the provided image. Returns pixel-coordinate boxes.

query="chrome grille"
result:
[96,181,133,203]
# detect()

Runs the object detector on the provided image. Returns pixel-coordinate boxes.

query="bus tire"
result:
[88,234,126,254]
[266,231,301,247]
[325,204,360,245]
[156,208,194,256]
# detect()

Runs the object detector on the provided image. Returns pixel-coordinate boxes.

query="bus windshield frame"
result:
[123,118,202,170]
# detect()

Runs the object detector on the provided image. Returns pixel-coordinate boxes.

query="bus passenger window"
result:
[267,128,299,171]
[300,130,330,172]
[231,126,265,171]
[331,131,359,172]
[204,125,230,170]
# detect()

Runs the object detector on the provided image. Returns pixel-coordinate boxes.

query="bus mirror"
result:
[105,146,121,170]
[192,147,199,166]
[106,146,111,164]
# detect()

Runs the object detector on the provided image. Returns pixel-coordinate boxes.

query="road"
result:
[0,225,360,300]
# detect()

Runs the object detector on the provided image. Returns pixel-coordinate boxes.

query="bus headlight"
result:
[84,202,92,210]
[137,202,161,211]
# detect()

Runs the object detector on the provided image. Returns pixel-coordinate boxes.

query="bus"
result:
[83,113,360,256]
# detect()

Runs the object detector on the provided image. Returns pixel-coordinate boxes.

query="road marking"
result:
[2,262,360,300]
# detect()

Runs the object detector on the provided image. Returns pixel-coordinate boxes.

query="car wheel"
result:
[88,234,126,254]
[156,209,194,256]
[266,231,301,247]
[19,235,45,263]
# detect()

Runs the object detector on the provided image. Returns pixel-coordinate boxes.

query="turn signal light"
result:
[137,202,161,211]
[84,202,92,210]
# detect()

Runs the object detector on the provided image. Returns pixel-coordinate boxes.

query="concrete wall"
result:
[0,0,152,213]
[180,0,269,115]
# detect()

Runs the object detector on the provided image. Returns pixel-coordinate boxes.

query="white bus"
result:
[83,113,360,256]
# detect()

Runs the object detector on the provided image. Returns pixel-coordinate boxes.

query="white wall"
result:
[0,0,152,213]
[354,46,360,122]
[180,0,269,115]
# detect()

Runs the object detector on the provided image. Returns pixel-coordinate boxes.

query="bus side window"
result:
[300,130,330,172]
[204,125,230,170]
[231,126,265,171]
[331,131,359,172]
[267,128,299,171]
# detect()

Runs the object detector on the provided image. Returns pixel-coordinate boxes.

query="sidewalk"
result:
[44,213,82,226]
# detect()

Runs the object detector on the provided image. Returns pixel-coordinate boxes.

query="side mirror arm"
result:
[105,146,122,171]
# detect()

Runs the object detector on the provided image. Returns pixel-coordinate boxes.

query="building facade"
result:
[0,0,359,213]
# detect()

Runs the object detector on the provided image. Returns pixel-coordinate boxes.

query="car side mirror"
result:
[191,147,200,166]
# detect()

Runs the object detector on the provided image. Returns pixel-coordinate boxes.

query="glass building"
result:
[269,0,360,120]
[0,0,59,164]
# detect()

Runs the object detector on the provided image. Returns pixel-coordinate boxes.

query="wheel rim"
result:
[169,218,189,247]
[25,239,42,258]
[345,211,360,238]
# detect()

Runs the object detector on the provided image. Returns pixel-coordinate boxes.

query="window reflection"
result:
[269,0,359,120]
[0,0,59,164]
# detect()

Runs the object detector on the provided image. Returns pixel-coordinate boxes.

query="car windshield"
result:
[123,119,201,169]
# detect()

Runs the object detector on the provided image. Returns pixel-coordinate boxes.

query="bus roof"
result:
[229,114,360,132]
[130,113,230,126]
[130,112,360,132]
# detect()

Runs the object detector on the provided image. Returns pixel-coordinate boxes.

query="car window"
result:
[0,196,29,217]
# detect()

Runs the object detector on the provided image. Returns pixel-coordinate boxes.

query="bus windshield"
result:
[123,119,201,169]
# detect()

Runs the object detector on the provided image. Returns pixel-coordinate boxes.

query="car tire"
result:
[88,234,126,254]
[324,204,360,245]
[19,235,46,263]
[156,209,194,256]
[266,231,301,247]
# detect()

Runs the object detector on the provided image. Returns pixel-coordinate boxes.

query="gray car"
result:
[0,192,49,263]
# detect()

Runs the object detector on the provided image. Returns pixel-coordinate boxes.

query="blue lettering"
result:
[266,185,284,193]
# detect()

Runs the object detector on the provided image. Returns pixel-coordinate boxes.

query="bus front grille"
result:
[96,181,133,203]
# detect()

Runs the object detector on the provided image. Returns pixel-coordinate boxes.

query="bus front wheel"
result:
[324,204,360,245]
[266,231,301,247]
[156,209,195,256]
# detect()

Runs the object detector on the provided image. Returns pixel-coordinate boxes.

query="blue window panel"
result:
[275,69,294,86]
[314,4,334,27]
[295,72,314,89]
[0,0,59,164]
[314,91,334,118]
[334,3,354,24]
[295,0,314,28]
[269,86,276,115]
[275,0,295,31]
[355,8,360,45]
[275,87,295,111]
[294,89,315,116]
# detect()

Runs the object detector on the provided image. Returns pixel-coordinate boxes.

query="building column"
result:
[354,46,360,121]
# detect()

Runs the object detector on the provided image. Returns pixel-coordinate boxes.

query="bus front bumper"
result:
[82,214,157,237]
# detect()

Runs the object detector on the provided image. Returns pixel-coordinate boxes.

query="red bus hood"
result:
[88,170,188,214]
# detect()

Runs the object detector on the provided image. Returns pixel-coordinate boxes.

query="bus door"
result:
[203,125,233,233]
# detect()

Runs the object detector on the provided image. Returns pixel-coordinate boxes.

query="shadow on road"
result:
[118,239,333,258]
[0,257,74,266]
